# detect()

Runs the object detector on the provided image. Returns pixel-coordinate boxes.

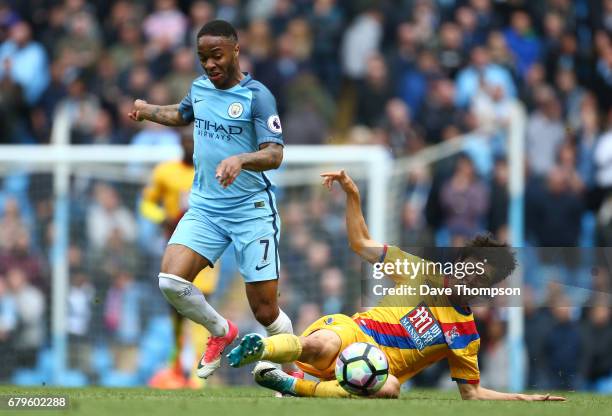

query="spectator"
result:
[455,46,516,108]
[7,267,45,369]
[285,17,314,71]
[410,0,436,46]
[519,62,546,112]
[0,276,16,380]
[523,287,552,389]
[503,10,541,79]
[380,98,422,157]
[108,23,143,74]
[186,1,215,49]
[0,57,31,143]
[67,270,94,375]
[0,197,29,252]
[594,40,612,112]
[419,79,463,145]
[55,11,102,72]
[439,154,489,238]
[486,31,514,73]
[0,2,19,41]
[104,271,142,373]
[0,227,45,290]
[143,0,187,51]
[0,20,49,104]
[55,76,101,144]
[580,301,612,389]
[320,267,344,315]
[387,22,417,82]
[39,59,68,123]
[308,0,344,94]
[529,165,584,247]
[576,95,601,189]
[470,0,499,40]
[471,80,512,140]
[556,68,586,130]
[526,85,565,177]
[163,47,198,103]
[93,52,122,107]
[216,0,240,26]
[142,0,188,78]
[542,11,565,82]
[437,22,465,78]
[594,110,612,189]
[355,53,392,127]
[89,109,121,145]
[544,300,581,389]
[280,74,333,145]
[398,49,441,119]
[91,227,140,289]
[86,183,137,250]
[487,158,509,236]
[340,7,383,80]
[454,6,481,52]
[599,0,612,32]
[103,1,142,46]
[268,0,294,36]
[480,317,509,390]
[401,197,434,248]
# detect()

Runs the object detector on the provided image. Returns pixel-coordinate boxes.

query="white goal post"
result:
[0,108,393,383]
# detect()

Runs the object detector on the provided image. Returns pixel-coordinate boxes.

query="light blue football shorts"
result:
[168,207,281,283]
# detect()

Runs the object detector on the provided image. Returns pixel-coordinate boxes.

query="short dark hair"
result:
[458,233,517,285]
[197,20,238,42]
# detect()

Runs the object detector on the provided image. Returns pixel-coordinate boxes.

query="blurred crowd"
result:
[1,0,612,391]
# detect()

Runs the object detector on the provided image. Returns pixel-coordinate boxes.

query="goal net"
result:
[0,128,394,387]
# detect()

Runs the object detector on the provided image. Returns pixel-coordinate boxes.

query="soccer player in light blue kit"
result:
[128,20,296,379]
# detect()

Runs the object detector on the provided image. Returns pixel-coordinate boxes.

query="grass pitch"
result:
[0,386,609,416]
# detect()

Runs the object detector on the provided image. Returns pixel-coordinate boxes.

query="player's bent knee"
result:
[299,335,325,362]
[300,330,340,365]
[252,304,279,327]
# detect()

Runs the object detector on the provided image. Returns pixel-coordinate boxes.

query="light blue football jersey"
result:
[178,73,283,219]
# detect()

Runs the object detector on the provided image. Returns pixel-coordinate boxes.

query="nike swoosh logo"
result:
[255,263,271,271]
[259,367,276,377]
[194,98,203,104]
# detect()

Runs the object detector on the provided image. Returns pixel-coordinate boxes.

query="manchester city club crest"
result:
[228,102,243,118]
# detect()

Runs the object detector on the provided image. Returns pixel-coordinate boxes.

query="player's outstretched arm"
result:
[215,143,283,188]
[321,170,383,264]
[457,383,566,401]
[128,99,191,127]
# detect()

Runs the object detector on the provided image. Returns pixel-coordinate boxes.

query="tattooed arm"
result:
[239,143,283,171]
[128,99,190,127]
[215,143,283,188]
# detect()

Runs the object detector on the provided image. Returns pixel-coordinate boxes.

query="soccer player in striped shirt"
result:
[228,171,565,401]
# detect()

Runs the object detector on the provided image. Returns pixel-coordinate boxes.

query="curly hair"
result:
[458,233,517,285]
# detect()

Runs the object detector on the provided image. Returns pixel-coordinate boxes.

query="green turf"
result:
[0,386,609,416]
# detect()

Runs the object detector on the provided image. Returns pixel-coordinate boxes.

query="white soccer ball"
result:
[335,342,389,396]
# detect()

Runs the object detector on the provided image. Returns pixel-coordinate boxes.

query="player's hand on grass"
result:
[320,170,359,195]
[517,393,566,401]
[216,156,243,188]
[128,99,148,122]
